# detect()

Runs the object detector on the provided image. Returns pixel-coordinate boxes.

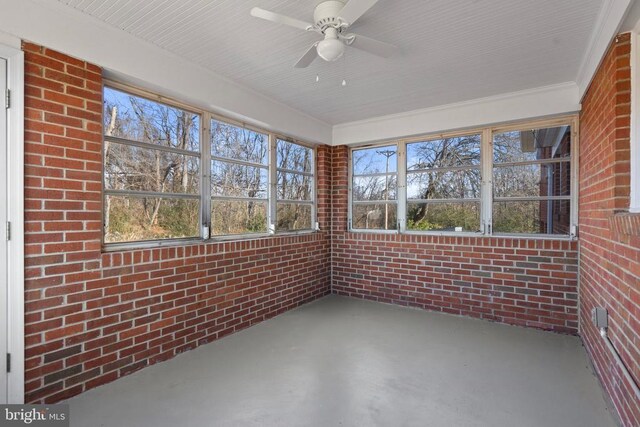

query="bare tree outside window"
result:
[103,87,200,243]
[211,120,269,235]
[276,139,314,231]
[406,135,481,231]
[348,122,575,236]
[352,146,397,230]
[493,126,571,234]
[102,85,318,246]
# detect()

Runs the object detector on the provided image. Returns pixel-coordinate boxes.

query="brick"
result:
[45,324,84,341]
[43,345,82,363]
[44,364,82,385]
[578,33,640,427]
[43,68,85,88]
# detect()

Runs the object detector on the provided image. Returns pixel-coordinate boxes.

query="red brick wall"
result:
[329,147,579,333]
[22,42,331,403]
[579,32,640,427]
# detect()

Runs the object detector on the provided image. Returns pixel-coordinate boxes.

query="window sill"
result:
[610,211,640,237]
[348,229,576,241]
[102,230,321,252]
[102,237,204,252]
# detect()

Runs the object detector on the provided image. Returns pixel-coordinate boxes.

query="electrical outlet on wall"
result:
[591,307,608,330]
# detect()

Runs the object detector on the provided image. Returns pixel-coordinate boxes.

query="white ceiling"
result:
[54,0,603,125]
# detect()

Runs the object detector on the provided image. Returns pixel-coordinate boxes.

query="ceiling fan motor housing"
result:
[313,0,346,30]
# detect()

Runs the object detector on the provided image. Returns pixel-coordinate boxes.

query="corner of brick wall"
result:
[22,41,331,403]
[579,32,640,427]
[328,143,579,333]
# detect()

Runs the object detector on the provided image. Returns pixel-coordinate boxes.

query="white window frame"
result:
[404,131,484,234]
[102,82,204,250]
[209,115,270,237]
[491,118,578,237]
[348,143,400,234]
[102,82,317,250]
[348,115,579,239]
[273,136,317,233]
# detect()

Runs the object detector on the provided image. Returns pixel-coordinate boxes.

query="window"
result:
[102,84,316,246]
[103,86,201,244]
[493,126,572,235]
[406,134,481,232]
[351,146,398,230]
[211,120,268,235]
[276,139,314,231]
[348,118,577,237]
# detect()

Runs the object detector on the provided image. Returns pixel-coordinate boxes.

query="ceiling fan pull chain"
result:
[342,50,347,87]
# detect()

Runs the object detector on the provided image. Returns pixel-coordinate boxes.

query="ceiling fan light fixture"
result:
[316,27,344,62]
[317,38,345,61]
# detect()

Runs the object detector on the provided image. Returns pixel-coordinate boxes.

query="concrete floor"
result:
[66,295,617,427]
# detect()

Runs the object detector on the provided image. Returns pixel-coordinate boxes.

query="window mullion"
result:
[312,148,318,231]
[481,128,493,235]
[202,112,212,239]
[347,149,353,230]
[570,117,579,237]
[397,143,407,233]
[269,133,277,234]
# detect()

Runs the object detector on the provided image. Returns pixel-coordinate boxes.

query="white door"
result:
[0,57,7,404]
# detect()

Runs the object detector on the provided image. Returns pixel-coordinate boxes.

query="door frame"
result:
[0,40,24,404]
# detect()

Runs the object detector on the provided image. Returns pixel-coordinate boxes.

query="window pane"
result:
[211,120,268,165]
[211,200,267,235]
[352,203,397,230]
[407,134,481,170]
[104,196,199,243]
[493,200,570,234]
[105,143,199,194]
[407,169,480,200]
[493,126,571,163]
[104,87,200,151]
[277,172,312,201]
[352,146,397,175]
[277,203,312,231]
[407,202,480,232]
[211,161,268,199]
[493,162,570,198]
[353,175,397,201]
[277,140,313,173]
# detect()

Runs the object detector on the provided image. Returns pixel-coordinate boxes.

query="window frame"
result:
[348,115,579,239]
[209,116,270,237]
[348,144,400,233]
[273,136,317,233]
[102,81,317,251]
[102,82,205,250]
[490,118,578,237]
[405,131,483,234]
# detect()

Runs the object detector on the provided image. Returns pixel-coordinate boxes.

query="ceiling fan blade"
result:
[337,0,379,26]
[348,33,397,58]
[294,43,319,68]
[250,7,314,31]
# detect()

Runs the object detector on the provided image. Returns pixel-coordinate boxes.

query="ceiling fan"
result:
[250,0,397,68]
